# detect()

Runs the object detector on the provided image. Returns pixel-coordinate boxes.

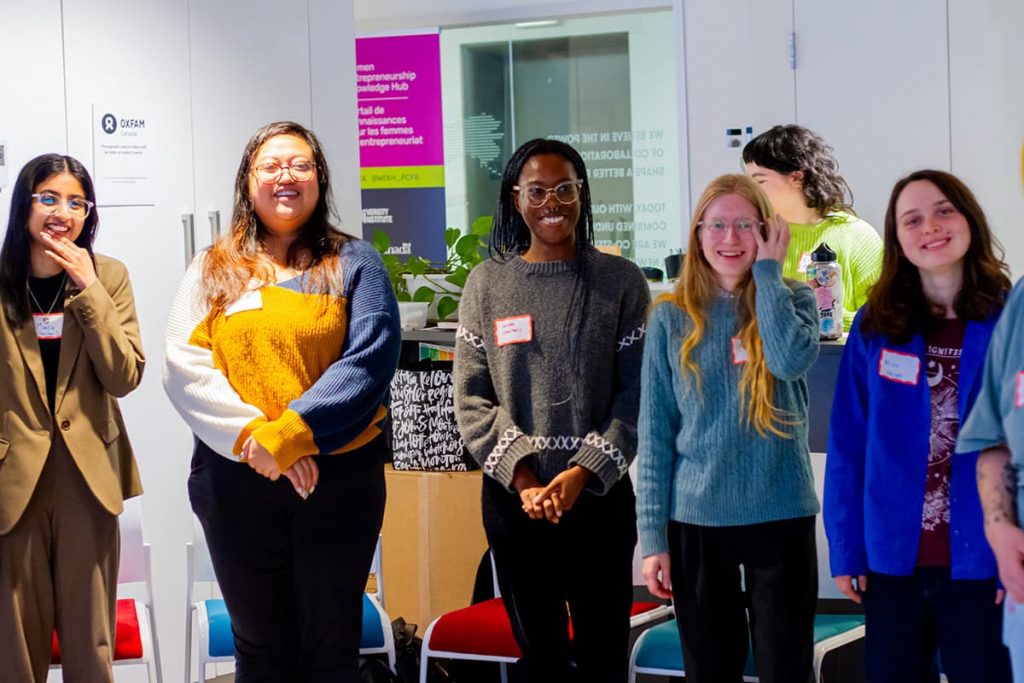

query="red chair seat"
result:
[51,598,144,663]
[429,598,522,657]
[427,598,663,659]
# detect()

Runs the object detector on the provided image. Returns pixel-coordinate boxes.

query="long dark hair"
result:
[491,138,595,407]
[861,169,1010,342]
[742,124,854,216]
[201,121,351,309]
[0,154,99,327]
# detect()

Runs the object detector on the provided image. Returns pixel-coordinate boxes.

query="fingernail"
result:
[309,486,316,496]
[301,489,309,500]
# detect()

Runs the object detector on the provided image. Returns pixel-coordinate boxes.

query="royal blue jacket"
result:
[824,309,998,579]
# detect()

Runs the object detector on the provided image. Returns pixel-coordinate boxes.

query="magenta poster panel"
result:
[356,33,444,169]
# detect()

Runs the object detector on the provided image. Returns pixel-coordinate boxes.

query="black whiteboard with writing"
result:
[389,367,474,471]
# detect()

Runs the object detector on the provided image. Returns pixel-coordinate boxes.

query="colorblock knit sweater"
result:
[454,248,651,494]
[783,212,882,330]
[636,260,822,557]
[163,238,401,471]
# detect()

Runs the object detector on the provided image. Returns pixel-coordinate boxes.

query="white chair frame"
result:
[184,517,394,682]
[49,497,163,682]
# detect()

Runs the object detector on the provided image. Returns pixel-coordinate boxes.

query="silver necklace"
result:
[27,272,67,315]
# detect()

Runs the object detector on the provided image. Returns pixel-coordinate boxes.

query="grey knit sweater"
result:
[454,248,651,494]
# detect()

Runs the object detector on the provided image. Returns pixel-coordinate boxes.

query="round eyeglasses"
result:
[512,180,584,208]
[698,218,763,234]
[31,193,95,219]
[252,161,316,184]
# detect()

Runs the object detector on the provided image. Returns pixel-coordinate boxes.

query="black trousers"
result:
[863,568,1011,683]
[482,475,638,683]
[667,516,817,683]
[189,436,387,683]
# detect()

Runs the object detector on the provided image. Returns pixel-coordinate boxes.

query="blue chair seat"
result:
[633,620,757,676]
[631,613,866,680]
[203,593,386,657]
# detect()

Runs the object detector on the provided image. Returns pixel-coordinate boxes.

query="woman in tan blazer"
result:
[0,154,144,683]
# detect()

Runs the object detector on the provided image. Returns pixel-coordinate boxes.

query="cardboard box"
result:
[380,465,489,630]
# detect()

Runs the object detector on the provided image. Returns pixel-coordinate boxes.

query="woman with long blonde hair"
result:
[637,174,820,683]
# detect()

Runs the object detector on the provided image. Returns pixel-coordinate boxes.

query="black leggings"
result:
[189,436,387,683]
[482,475,638,683]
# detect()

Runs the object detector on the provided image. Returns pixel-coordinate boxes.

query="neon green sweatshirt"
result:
[782,212,883,330]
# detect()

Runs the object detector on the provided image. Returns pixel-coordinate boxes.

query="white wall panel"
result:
[0,0,67,232]
[794,0,949,230]
[682,0,795,206]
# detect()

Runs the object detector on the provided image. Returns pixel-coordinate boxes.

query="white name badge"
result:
[494,315,533,347]
[1015,371,1024,409]
[224,289,263,317]
[731,337,749,365]
[878,348,920,385]
[33,313,64,340]
[797,252,813,274]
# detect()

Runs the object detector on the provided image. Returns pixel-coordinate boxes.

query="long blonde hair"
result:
[662,173,798,438]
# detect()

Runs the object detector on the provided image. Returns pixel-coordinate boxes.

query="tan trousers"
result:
[0,439,119,683]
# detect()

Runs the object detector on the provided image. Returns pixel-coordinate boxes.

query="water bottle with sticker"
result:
[806,242,843,340]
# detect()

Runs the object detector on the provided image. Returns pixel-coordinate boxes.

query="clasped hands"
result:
[240,436,319,499]
[513,462,592,525]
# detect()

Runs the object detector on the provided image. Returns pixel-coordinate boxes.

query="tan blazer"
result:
[0,254,144,535]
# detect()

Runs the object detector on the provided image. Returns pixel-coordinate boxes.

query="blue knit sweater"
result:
[637,260,822,557]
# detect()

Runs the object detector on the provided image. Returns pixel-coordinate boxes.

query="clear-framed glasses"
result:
[31,192,94,219]
[512,180,584,208]
[252,160,316,184]
[698,218,763,234]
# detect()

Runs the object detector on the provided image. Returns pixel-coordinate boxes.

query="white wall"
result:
[2,1,1023,679]
[0,3,360,682]
[949,0,1024,279]
[355,0,671,33]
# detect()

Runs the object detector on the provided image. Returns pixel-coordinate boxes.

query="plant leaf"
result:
[406,257,429,275]
[371,228,391,253]
[437,296,459,321]
[471,215,493,237]
[445,269,468,289]
[454,234,481,262]
[412,286,436,303]
[445,227,461,250]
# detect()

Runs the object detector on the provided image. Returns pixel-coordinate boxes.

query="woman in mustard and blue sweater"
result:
[637,174,820,683]
[163,121,400,682]
[824,169,1011,682]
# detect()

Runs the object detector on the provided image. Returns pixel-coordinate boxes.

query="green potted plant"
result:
[371,215,492,322]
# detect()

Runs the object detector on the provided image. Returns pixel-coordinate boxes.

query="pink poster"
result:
[356,33,444,169]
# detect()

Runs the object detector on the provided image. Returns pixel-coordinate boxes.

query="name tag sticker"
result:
[1016,371,1024,409]
[33,313,63,340]
[797,252,813,274]
[225,289,263,317]
[879,348,920,385]
[495,315,533,347]
[731,337,749,365]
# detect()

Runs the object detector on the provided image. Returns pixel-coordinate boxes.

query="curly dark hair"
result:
[861,169,1010,343]
[742,124,853,216]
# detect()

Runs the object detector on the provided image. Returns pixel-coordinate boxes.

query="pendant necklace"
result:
[28,272,67,314]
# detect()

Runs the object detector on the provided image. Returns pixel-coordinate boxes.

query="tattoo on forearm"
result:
[980,456,1017,527]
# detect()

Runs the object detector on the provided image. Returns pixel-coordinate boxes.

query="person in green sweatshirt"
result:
[744,124,882,330]
[637,173,820,683]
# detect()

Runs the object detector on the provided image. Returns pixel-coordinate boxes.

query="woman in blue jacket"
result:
[824,169,1012,682]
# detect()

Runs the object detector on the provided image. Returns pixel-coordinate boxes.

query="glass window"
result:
[440,10,684,269]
